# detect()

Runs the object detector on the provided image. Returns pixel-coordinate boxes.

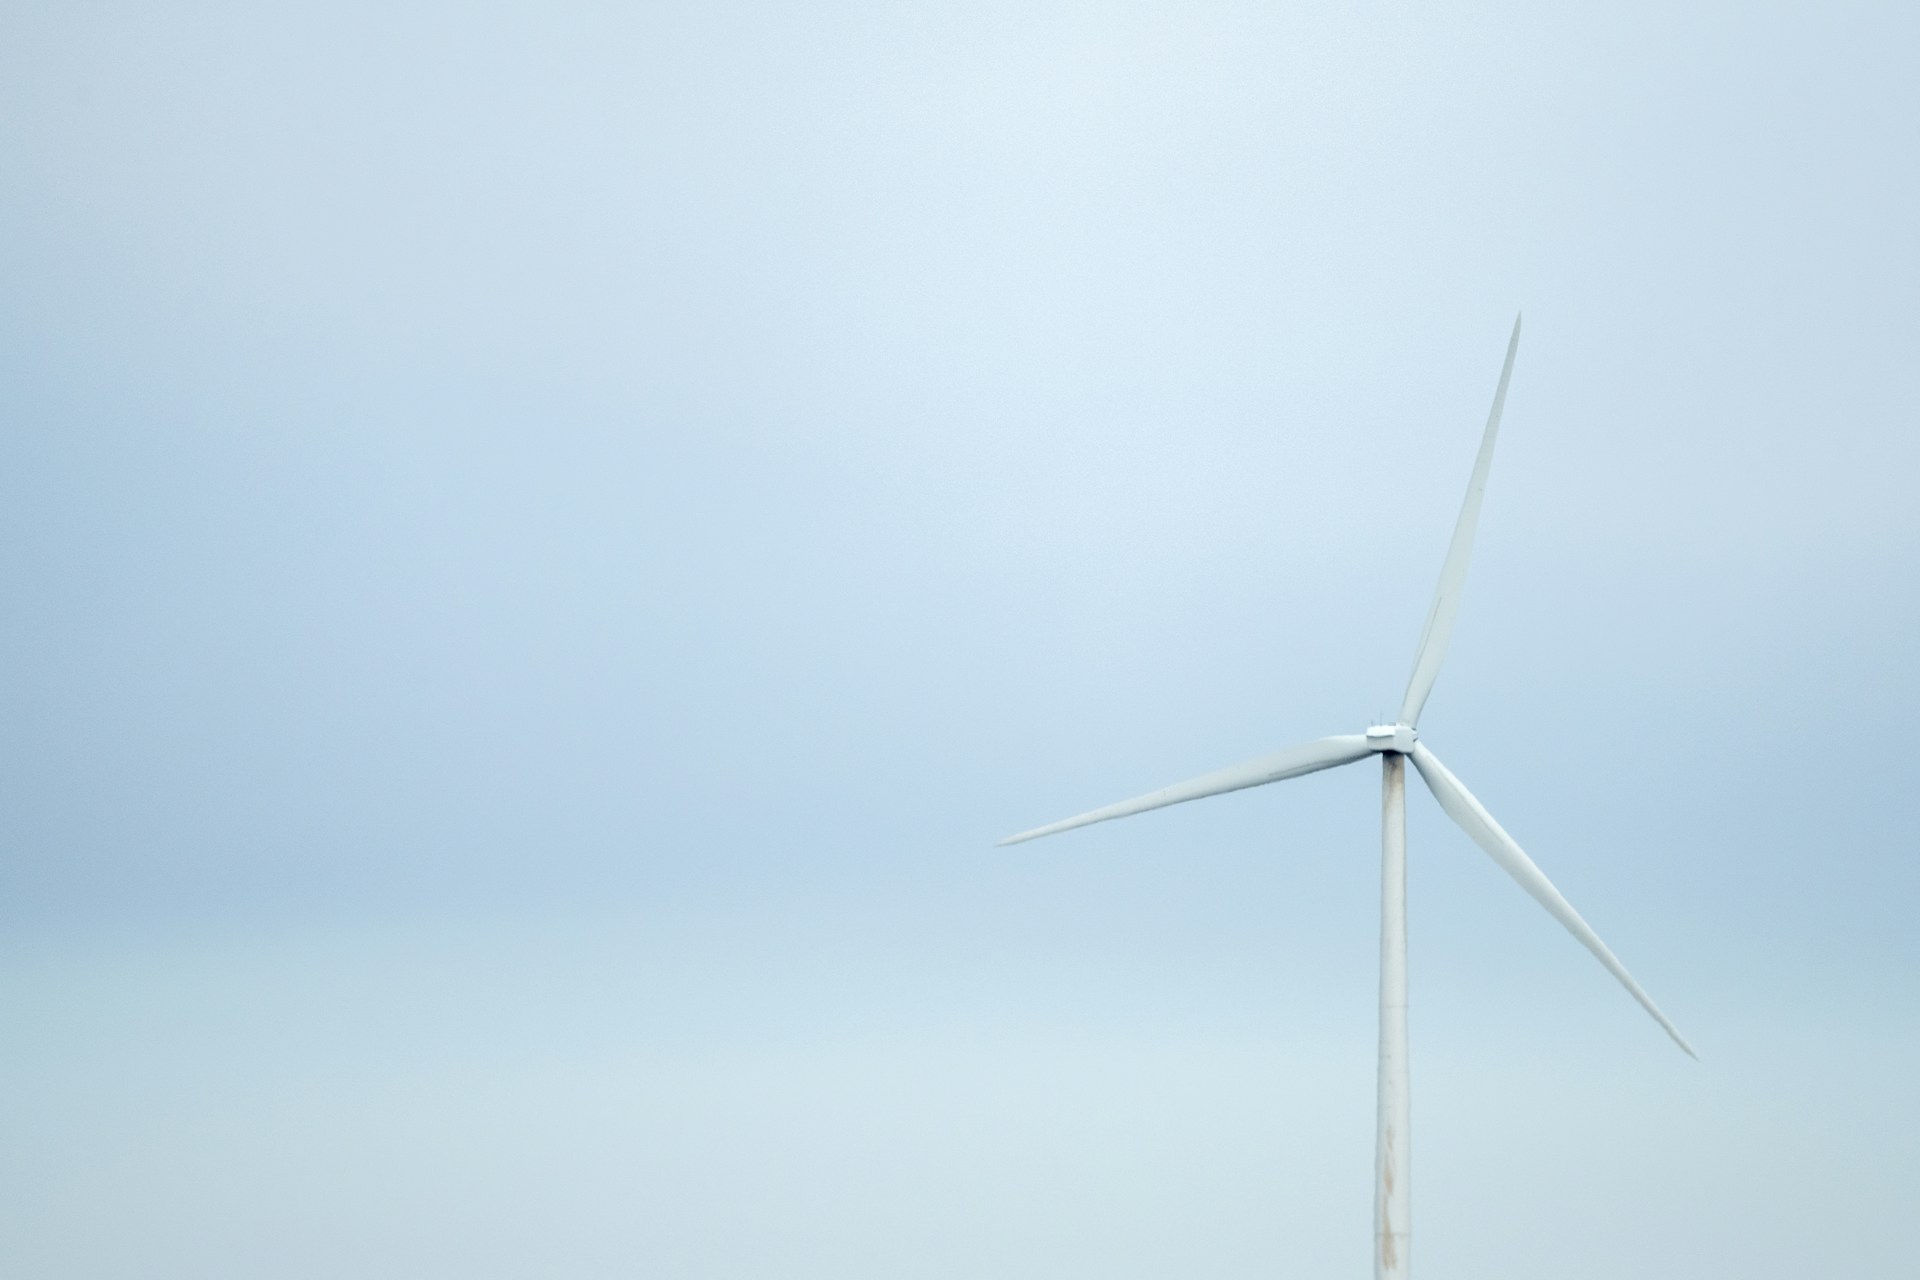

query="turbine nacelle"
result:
[1365,724,1418,753]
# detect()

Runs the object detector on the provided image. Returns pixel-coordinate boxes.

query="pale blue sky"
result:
[3,2,1916,1276]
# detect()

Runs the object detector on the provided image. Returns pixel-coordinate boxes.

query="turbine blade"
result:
[1399,314,1522,727]
[1408,742,1695,1058]
[998,734,1371,846]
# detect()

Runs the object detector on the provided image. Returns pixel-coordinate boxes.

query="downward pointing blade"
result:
[1409,742,1695,1057]
[998,734,1371,846]
[1399,314,1522,728]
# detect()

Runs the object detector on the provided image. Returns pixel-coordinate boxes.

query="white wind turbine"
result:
[998,316,1693,1280]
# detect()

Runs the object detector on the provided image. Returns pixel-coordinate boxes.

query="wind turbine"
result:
[997,315,1692,1279]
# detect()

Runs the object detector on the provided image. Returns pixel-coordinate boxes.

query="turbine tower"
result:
[998,315,1692,1279]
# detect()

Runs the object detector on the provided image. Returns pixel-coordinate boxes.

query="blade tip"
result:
[1661,1020,1698,1060]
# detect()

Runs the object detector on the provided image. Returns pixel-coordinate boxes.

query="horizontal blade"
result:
[1399,313,1522,728]
[999,734,1371,846]
[1409,742,1695,1058]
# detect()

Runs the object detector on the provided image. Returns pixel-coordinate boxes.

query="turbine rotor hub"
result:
[1365,724,1418,754]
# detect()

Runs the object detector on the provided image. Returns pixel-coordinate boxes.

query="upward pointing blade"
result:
[998,734,1371,846]
[1408,742,1696,1058]
[1399,314,1522,728]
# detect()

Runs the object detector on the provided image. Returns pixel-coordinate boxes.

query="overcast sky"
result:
[3,2,1916,1277]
